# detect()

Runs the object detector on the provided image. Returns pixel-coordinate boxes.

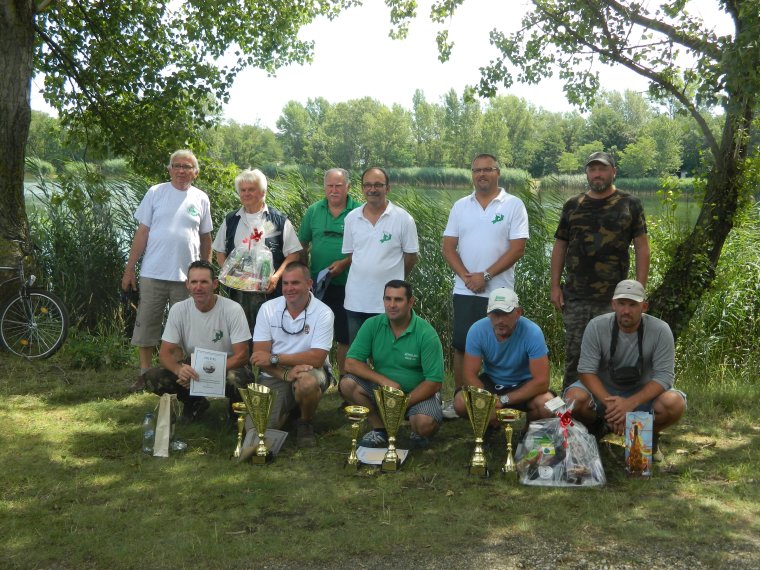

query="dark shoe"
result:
[296,419,316,447]
[182,398,210,423]
[128,375,146,393]
[590,418,612,441]
[409,431,430,449]
[359,428,388,448]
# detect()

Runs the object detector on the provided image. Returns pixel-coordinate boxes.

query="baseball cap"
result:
[612,280,646,302]
[585,151,616,168]
[487,288,520,314]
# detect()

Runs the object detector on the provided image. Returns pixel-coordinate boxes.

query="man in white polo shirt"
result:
[342,166,419,343]
[442,153,529,418]
[251,262,334,447]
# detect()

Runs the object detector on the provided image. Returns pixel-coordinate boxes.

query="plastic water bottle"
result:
[142,412,155,454]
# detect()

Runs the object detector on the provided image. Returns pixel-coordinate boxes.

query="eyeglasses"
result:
[471,167,499,174]
[362,182,387,190]
[281,307,306,335]
[171,164,195,171]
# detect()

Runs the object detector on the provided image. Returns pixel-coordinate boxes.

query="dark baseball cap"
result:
[585,151,616,168]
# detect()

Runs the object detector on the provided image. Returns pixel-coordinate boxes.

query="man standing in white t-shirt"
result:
[122,149,213,388]
[442,153,529,418]
[143,261,253,422]
[342,166,419,343]
[251,262,334,447]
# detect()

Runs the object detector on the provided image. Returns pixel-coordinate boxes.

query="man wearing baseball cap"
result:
[565,279,686,460]
[452,287,554,423]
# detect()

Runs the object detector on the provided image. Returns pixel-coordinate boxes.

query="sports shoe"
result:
[408,431,430,449]
[296,419,316,448]
[359,428,388,448]
[181,397,210,423]
[652,432,664,462]
[442,401,459,420]
[127,375,146,393]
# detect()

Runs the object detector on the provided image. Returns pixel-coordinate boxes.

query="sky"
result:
[31,0,730,131]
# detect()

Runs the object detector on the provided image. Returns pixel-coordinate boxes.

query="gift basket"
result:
[219,229,273,291]
[514,404,606,487]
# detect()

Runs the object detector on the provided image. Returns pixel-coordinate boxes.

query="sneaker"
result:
[359,428,388,448]
[442,401,459,420]
[652,432,664,462]
[181,398,209,423]
[127,375,146,393]
[408,431,430,449]
[296,419,316,448]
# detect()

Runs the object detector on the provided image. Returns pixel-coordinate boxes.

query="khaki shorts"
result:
[131,277,189,347]
[258,367,329,430]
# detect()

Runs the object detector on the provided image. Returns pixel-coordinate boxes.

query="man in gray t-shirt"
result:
[565,280,685,440]
[143,261,253,422]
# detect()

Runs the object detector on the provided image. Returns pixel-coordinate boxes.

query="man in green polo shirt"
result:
[299,168,361,376]
[340,279,445,448]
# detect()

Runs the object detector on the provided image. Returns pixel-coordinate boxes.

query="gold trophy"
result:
[462,386,497,477]
[231,401,248,458]
[238,383,274,465]
[374,385,410,472]
[496,408,525,478]
[344,405,370,470]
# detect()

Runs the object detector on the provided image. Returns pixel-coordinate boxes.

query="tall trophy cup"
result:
[462,386,497,477]
[238,383,274,465]
[374,385,410,472]
[496,408,525,478]
[344,405,370,470]
[231,401,247,458]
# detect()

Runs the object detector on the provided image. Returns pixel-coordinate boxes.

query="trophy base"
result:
[381,459,400,472]
[469,464,490,478]
[344,459,361,471]
[252,451,274,465]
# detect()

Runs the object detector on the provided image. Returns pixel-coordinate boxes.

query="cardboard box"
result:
[625,411,653,477]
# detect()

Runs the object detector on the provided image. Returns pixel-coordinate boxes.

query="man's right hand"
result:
[122,266,138,292]
[175,363,199,389]
[550,284,564,311]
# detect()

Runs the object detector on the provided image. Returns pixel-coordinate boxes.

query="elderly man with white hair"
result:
[213,168,302,331]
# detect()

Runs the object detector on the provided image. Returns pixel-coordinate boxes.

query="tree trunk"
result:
[0,1,34,294]
[648,93,753,339]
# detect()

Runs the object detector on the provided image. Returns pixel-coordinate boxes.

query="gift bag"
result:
[515,406,606,487]
[153,393,179,458]
[219,229,273,292]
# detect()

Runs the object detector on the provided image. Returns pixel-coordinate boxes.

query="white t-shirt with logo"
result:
[135,182,213,282]
[211,205,302,257]
[342,201,419,313]
[162,296,251,357]
[443,189,529,297]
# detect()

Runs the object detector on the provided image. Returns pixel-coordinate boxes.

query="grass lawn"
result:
[1,357,758,569]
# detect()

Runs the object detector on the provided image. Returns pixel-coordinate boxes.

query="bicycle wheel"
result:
[0,288,69,359]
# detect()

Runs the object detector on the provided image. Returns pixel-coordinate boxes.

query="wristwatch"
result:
[270,353,280,365]
[483,271,492,282]
[499,393,510,405]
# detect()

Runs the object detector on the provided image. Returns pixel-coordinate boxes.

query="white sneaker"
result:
[442,401,459,420]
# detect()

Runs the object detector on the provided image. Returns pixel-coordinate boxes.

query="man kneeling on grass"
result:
[339,280,444,449]
[143,260,253,421]
[564,279,686,461]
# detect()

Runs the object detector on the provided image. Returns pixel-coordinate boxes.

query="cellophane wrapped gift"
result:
[514,405,606,487]
[219,230,273,292]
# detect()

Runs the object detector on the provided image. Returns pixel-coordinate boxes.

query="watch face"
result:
[270,354,279,365]
[500,394,509,405]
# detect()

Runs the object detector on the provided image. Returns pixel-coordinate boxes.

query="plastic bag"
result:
[219,229,273,292]
[514,405,606,487]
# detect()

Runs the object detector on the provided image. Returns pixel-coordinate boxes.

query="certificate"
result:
[189,348,227,397]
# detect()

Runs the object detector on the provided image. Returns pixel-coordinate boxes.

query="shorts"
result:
[258,367,329,430]
[131,277,189,346]
[452,294,488,352]
[346,310,378,345]
[564,380,688,414]
[321,284,349,345]
[345,374,443,424]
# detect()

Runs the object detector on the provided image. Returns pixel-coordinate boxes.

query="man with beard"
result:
[550,151,650,391]
[451,288,554,424]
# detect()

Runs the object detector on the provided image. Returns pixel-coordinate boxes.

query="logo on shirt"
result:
[380,232,392,244]
[212,330,224,343]
[187,205,200,217]
[491,214,504,224]
[404,352,419,361]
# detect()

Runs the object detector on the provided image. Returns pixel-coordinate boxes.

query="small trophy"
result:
[496,407,525,478]
[344,405,370,470]
[374,385,410,472]
[231,401,247,458]
[238,383,274,465]
[462,386,497,477]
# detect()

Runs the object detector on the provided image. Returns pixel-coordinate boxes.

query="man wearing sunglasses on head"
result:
[251,262,334,447]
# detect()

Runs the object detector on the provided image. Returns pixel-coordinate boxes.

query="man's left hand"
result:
[288,364,315,382]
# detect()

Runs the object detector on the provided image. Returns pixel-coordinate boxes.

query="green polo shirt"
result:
[346,311,445,393]
[298,196,361,286]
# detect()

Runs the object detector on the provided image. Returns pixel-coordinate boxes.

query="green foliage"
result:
[60,329,134,370]
[24,157,55,177]
[100,158,129,177]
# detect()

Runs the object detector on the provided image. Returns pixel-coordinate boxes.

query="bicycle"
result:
[0,240,69,359]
